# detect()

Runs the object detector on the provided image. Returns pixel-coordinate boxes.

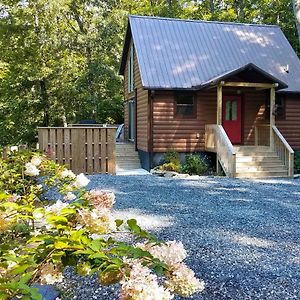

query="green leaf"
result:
[88,252,108,260]
[115,219,123,228]
[29,287,42,300]
[19,272,33,284]
[88,239,103,252]
[10,264,31,275]
[46,215,68,225]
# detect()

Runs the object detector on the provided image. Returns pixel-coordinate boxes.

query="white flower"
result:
[78,208,116,234]
[45,200,69,215]
[40,273,63,284]
[24,162,40,176]
[64,192,76,201]
[36,184,43,191]
[120,261,173,300]
[73,173,90,188]
[60,169,76,179]
[137,241,187,265]
[165,263,205,297]
[7,261,17,270]
[31,156,43,166]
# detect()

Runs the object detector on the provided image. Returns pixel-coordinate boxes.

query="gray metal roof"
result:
[119,15,300,93]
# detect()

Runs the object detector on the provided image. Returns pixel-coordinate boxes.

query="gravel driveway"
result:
[64,175,300,300]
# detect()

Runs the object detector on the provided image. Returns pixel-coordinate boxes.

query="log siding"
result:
[123,41,149,151]
[277,95,300,149]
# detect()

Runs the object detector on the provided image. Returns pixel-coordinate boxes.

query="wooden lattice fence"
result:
[38,127,116,175]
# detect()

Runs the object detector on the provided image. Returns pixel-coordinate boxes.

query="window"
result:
[128,100,135,141]
[127,44,134,93]
[175,94,196,118]
[225,100,237,121]
[275,94,285,120]
[265,94,286,121]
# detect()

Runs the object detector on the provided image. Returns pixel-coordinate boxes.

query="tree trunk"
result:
[39,80,49,127]
[293,0,300,47]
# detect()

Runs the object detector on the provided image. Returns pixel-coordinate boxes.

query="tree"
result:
[0,0,124,145]
[294,0,300,47]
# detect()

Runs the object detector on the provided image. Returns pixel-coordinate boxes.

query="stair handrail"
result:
[272,126,294,177]
[205,124,236,177]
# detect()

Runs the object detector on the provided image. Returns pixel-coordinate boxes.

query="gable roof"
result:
[119,15,300,93]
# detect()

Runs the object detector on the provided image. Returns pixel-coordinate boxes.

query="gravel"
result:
[60,174,300,300]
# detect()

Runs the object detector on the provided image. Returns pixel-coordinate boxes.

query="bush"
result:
[160,149,181,172]
[181,154,208,175]
[159,162,181,172]
[0,150,205,299]
[295,150,300,174]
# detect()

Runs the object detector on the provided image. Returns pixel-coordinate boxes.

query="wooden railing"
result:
[255,124,270,146]
[272,126,294,177]
[205,125,236,177]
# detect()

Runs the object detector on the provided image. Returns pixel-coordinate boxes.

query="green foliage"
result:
[0,151,159,298]
[181,154,208,175]
[294,150,300,173]
[160,149,181,172]
[0,0,299,145]
[160,162,181,172]
[0,150,203,299]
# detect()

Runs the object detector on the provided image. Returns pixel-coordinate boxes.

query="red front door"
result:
[222,96,242,144]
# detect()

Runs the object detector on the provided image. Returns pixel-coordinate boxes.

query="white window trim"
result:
[128,44,134,93]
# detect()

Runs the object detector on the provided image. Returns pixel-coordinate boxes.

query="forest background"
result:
[1,0,300,145]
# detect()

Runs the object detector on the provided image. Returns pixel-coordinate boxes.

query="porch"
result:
[205,80,294,178]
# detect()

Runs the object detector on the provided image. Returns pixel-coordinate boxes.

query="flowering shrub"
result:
[0,151,205,299]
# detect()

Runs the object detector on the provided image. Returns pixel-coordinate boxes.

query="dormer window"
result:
[128,44,134,93]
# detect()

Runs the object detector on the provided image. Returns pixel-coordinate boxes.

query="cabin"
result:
[119,15,300,178]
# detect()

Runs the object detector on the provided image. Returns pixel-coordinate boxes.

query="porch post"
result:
[270,86,276,149]
[217,84,223,125]
[216,84,223,174]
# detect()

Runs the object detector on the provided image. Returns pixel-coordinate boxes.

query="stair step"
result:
[236,165,287,172]
[236,152,276,157]
[234,146,271,152]
[236,170,288,178]
[236,156,282,163]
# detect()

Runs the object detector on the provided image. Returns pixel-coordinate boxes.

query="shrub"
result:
[159,162,181,172]
[160,149,181,172]
[0,150,205,299]
[181,154,208,175]
[163,149,180,165]
[295,150,300,174]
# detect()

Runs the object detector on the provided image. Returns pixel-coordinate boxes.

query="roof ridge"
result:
[128,14,280,28]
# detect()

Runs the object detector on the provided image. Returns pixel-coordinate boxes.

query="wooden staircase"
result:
[234,146,288,178]
[205,124,294,179]
[116,143,141,171]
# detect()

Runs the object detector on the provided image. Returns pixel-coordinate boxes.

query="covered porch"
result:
[204,64,294,178]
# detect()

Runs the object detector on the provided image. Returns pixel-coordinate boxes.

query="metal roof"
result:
[119,15,300,93]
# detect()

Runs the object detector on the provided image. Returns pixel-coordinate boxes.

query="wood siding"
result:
[152,91,216,152]
[276,95,300,149]
[242,90,268,145]
[123,42,149,151]
[152,89,271,152]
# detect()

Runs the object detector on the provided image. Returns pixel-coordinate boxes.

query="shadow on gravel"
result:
[88,175,300,300]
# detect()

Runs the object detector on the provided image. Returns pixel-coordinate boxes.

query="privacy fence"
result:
[38,127,116,175]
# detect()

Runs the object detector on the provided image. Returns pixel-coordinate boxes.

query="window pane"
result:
[231,101,237,120]
[176,95,195,116]
[225,101,231,120]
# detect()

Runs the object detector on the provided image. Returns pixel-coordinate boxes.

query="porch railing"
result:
[255,124,294,177]
[272,126,294,177]
[255,124,270,146]
[205,124,236,177]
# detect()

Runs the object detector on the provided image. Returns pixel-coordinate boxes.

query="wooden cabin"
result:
[119,15,300,178]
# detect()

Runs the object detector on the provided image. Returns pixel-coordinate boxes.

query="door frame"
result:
[222,94,243,144]
[128,98,135,142]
